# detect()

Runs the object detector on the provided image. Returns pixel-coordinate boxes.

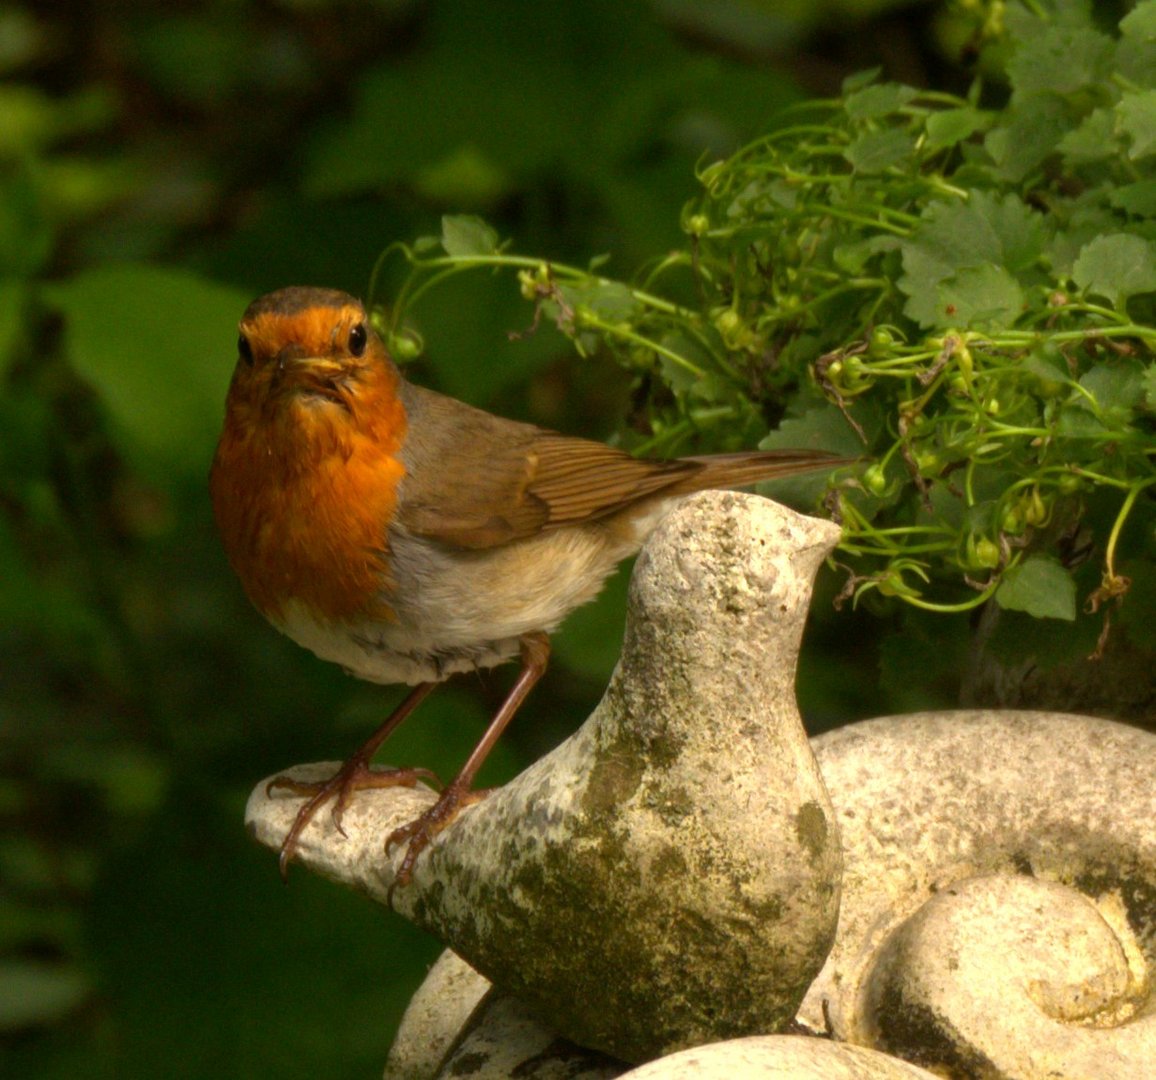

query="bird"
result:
[210,285,844,886]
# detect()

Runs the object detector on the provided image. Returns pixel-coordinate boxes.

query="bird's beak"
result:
[275,342,315,371]
[271,345,348,406]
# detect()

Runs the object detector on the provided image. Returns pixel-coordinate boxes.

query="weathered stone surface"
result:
[617,1035,942,1078]
[434,994,625,1079]
[383,950,490,1080]
[247,492,843,1063]
[863,874,1151,1079]
[802,710,1156,1077]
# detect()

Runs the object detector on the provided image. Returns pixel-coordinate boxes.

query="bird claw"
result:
[385,784,489,898]
[269,760,442,880]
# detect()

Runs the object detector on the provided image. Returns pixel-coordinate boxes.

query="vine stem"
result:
[1104,479,1156,582]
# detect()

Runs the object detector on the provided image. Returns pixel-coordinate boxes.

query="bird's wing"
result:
[393,383,698,549]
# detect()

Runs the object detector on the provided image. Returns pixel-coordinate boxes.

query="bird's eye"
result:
[348,322,367,358]
[237,334,253,364]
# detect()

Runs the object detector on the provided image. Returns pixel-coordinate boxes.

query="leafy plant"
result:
[373,0,1156,659]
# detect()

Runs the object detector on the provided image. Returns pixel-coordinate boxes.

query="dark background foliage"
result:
[1,1,1139,1077]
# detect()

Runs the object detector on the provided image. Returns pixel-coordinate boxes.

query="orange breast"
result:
[210,376,406,626]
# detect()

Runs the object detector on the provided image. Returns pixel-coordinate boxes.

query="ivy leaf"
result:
[1116,90,1156,160]
[996,555,1077,621]
[440,214,499,257]
[936,263,1025,331]
[1072,233,1156,309]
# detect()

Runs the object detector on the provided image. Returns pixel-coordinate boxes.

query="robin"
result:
[210,286,843,885]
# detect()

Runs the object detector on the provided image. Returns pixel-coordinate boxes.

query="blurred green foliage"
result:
[5,0,1147,1077]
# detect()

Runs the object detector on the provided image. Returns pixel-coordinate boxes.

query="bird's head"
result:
[226,287,392,419]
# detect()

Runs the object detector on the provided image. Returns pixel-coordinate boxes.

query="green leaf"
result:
[1072,233,1156,309]
[984,95,1075,182]
[899,192,1047,327]
[936,263,1025,331]
[1121,0,1156,45]
[759,402,867,459]
[996,555,1077,621]
[832,234,900,275]
[844,128,915,174]
[1110,181,1156,218]
[1056,402,1113,439]
[1076,364,1146,426]
[656,330,711,396]
[1005,23,1115,98]
[1058,107,1119,165]
[579,280,640,323]
[924,106,992,152]
[440,214,499,257]
[45,266,250,479]
[1116,90,1156,160]
[756,404,862,509]
[1119,0,1156,87]
[843,82,917,121]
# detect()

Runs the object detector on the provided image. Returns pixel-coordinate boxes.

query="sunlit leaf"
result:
[440,214,499,258]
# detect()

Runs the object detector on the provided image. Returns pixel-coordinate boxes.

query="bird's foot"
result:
[385,782,489,893]
[267,758,441,880]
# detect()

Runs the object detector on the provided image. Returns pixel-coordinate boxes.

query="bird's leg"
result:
[386,631,550,889]
[268,680,439,880]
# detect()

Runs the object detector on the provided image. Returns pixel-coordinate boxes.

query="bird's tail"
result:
[671,449,851,494]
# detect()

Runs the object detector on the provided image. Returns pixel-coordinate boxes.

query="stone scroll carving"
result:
[245,492,1155,1079]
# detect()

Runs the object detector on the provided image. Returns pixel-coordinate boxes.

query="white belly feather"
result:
[273,500,675,685]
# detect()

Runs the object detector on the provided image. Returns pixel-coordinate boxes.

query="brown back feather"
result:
[395,381,840,550]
